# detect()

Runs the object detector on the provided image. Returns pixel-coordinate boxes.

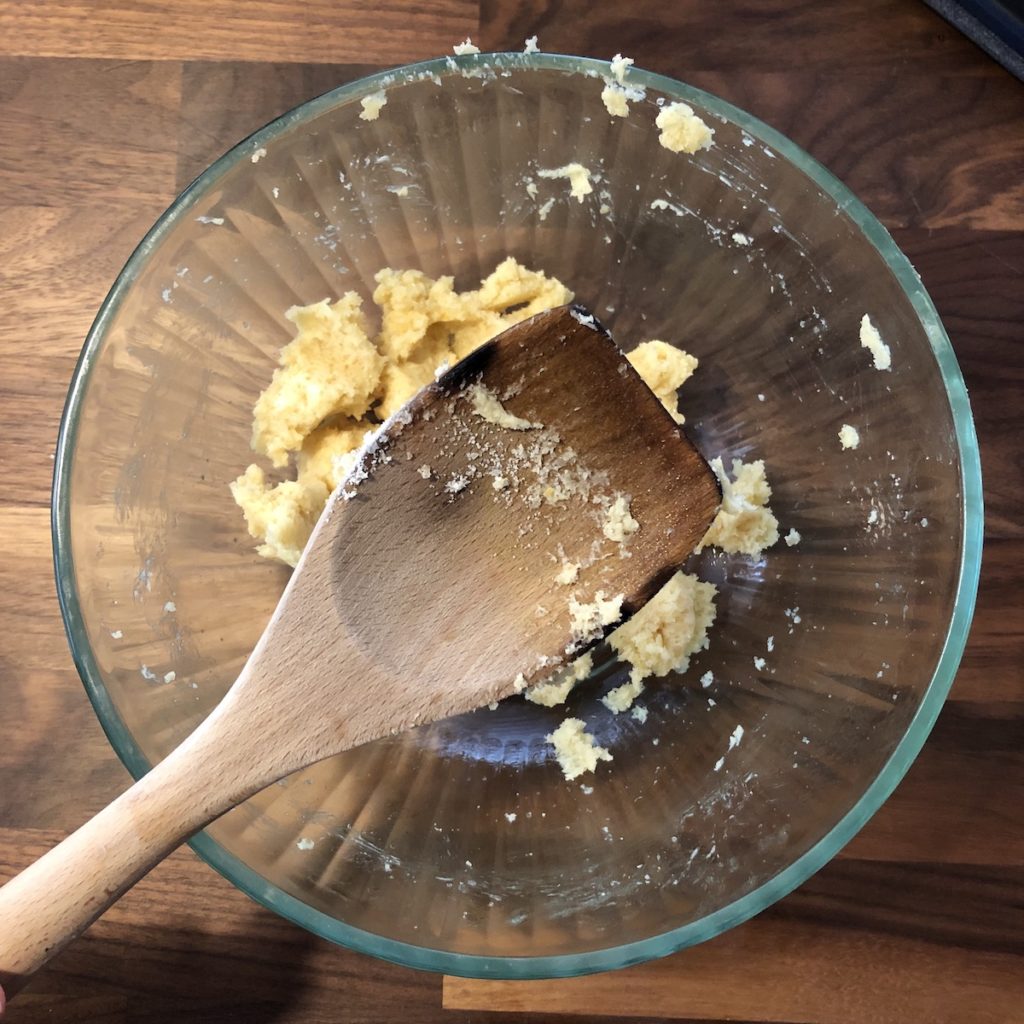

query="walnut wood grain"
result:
[176,61,381,189]
[680,71,1024,232]
[444,873,1024,1021]
[0,202,172,513]
[0,1,477,64]
[0,828,451,1024]
[481,0,1002,74]
[0,0,1022,1020]
[892,229,1024,541]
[0,59,181,207]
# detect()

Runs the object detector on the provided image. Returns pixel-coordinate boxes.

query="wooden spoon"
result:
[0,305,719,1002]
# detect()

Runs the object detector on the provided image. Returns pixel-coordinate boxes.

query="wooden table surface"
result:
[1,0,1022,1021]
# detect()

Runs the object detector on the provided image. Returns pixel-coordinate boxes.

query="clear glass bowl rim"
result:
[51,52,984,980]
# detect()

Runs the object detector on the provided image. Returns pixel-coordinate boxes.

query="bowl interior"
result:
[56,54,980,976]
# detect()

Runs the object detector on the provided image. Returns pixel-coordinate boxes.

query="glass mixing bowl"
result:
[53,53,982,978]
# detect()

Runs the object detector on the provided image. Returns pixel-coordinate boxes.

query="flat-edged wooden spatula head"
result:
[248,303,722,764]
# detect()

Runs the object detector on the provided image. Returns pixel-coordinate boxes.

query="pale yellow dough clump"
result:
[538,454,777,728]
[530,571,719,720]
[537,163,593,202]
[359,91,387,121]
[656,102,714,154]
[296,423,369,492]
[251,296,383,468]
[568,591,625,648]
[233,258,572,565]
[601,494,639,543]
[546,718,612,780]
[469,383,541,431]
[839,424,861,451]
[601,56,641,119]
[604,571,717,713]
[554,560,580,586]
[698,457,779,556]
[610,53,634,83]
[229,424,370,565]
[859,314,891,371]
[526,653,593,708]
[601,84,630,117]
[229,466,328,568]
[627,340,698,424]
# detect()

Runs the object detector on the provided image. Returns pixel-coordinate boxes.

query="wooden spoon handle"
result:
[0,693,281,1001]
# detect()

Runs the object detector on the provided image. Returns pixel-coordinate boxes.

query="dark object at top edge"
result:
[923,0,1024,79]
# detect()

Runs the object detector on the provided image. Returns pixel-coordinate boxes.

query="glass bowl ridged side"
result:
[53,53,982,978]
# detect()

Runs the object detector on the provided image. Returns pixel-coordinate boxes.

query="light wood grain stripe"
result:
[0,507,51,559]
[0,1,478,63]
[443,909,1024,1022]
